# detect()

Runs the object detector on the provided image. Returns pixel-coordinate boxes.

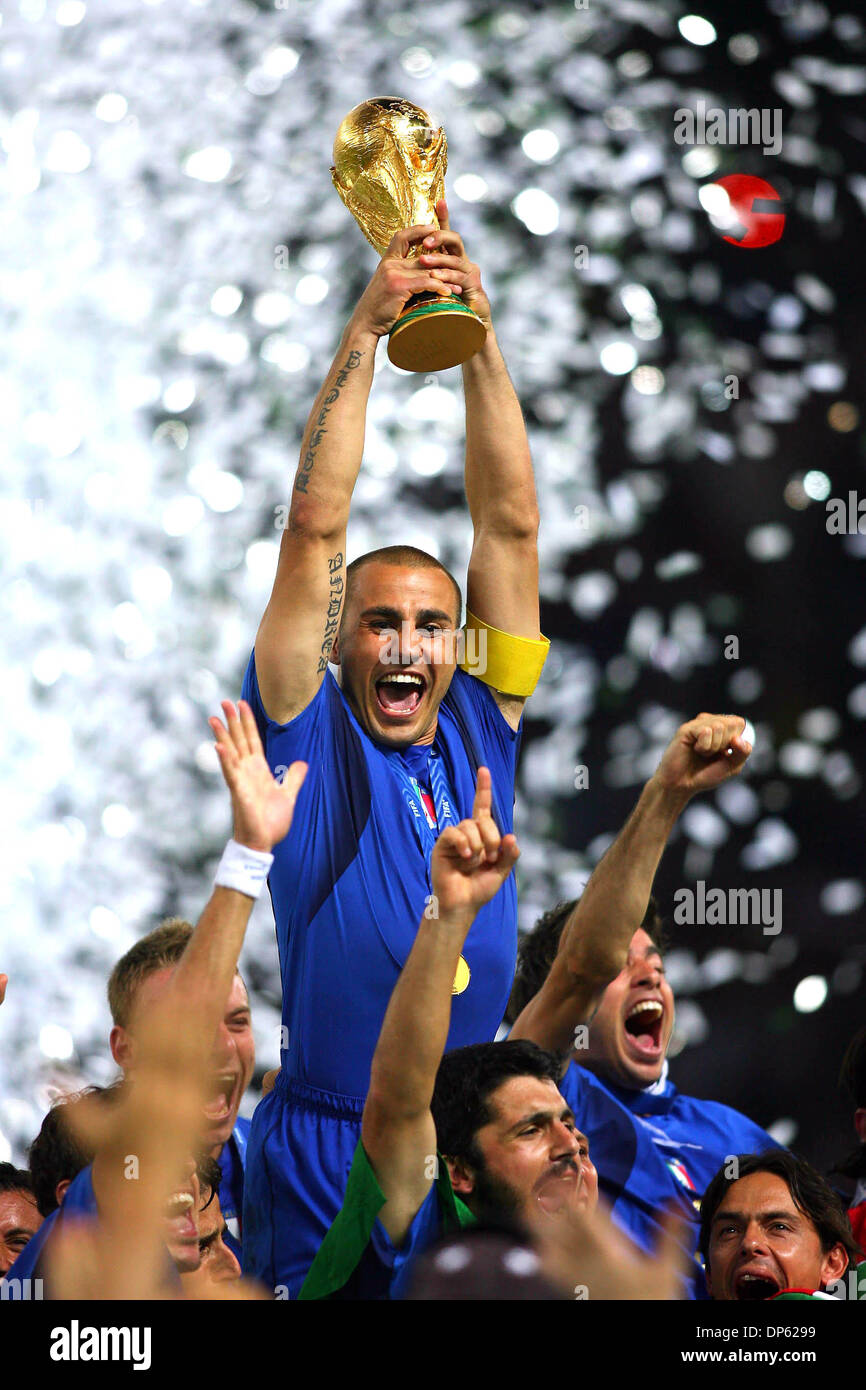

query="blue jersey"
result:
[7,1124,249,1291]
[240,657,522,1293]
[218,1119,249,1265]
[560,1062,781,1298]
[298,1138,475,1301]
[4,1164,97,1290]
[218,1118,249,1234]
[241,657,521,1097]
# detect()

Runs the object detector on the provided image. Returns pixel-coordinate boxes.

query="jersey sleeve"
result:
[298,1140,442,1301]
[240,655,343,943]
[450,665,524,748]
[368,1182,444,1300]
[299,1141,469,1301]
[444,667,522,835]
[241,649,327,754]
[297,1140,389,1300]
[240,649,336,813]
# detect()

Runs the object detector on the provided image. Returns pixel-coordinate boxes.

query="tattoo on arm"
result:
[295,350,364,495]
[317,552,344,674]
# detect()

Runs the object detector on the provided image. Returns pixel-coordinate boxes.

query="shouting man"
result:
[508,714,780,1295]
[701,1150,861,1301]
[240,202,548,1295]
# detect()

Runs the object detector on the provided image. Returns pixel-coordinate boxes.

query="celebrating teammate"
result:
[240,202,548,1295]
[299,769,589,1298]
[508,713,780,1295]
[700,1151,861,1301]
[301,768,685,1301]
[106,918,254,1245]
[5,701,306,1297]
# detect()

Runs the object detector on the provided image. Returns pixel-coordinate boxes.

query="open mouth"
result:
[203,1074,235,1124]
[375,672,426,719]
[163,1190,198,1241]
[623,999,664,1057]
[535,1159,581,1214]
[735,1271,781,1301]
[164,1191,195,1220]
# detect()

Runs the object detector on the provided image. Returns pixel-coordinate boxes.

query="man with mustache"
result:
[700,1151,862,1300]
[299,769,598,1300]
[507,713,781,1296]
[240,201,548,1296]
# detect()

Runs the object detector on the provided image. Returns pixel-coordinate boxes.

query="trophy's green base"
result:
[388,296,487,373]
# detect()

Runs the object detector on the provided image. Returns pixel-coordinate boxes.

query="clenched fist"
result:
[415,200,493,332]
[350,221,463,340]
[653,713,752,803]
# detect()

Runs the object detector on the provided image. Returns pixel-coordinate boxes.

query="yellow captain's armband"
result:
[458,609,550,698]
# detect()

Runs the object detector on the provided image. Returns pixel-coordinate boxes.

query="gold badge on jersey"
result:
[452,956,471,995]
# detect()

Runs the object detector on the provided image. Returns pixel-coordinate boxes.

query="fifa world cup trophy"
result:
[332,96,487,372]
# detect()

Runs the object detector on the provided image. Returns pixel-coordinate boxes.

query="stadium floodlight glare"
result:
[793,976,828,1013]
[678,15,717,45]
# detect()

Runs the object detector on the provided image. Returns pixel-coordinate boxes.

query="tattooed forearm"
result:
[295,350,364,495]
[317,552,344,673]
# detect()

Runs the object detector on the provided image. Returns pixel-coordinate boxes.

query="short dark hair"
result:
[196,1152,222,1212]
[342,545,463,633]
[0,1162,33,1196]
[505,895,668,1025]
[431,1040,562,1167]
[699,1149,859,1273]
[28,1088,103,1217]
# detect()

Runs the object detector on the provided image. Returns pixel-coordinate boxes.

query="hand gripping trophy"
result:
[331,96,487,372]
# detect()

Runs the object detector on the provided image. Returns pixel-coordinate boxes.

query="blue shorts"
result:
[242,1072,364,1298]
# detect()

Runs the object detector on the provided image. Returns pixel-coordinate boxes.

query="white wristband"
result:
[215,839,274,899]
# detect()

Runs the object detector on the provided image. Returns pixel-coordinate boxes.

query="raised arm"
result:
[57,706,303,1301]
[417,200,541,729]
[361,769,520,1244]
[255,228,461,724]
[510,714,752,1054]
[87,701,306,1287]
[162,700,306,1028]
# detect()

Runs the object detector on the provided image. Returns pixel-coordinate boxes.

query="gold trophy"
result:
[331,96,487,373]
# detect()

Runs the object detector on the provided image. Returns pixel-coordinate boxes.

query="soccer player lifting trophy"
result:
[331,96,488,372]
[240,94,548,1295]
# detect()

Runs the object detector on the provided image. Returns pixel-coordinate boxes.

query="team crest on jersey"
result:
[408,777,438,829]
[665,1157,698,1193]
